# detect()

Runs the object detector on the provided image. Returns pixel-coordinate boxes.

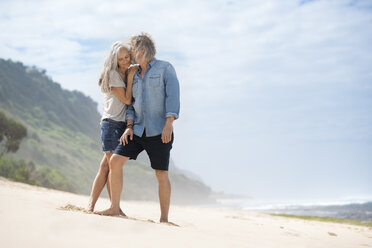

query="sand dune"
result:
[0,177,371,248]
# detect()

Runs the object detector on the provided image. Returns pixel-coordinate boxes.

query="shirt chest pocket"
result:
[148,74,161,87]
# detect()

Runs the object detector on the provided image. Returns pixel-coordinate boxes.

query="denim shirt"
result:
[126,59,180,137]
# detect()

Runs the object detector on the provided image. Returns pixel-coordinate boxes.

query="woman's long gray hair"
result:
[98,41,130,93]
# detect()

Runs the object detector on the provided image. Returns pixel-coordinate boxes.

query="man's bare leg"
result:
[87,153,112,212]
[155,170,171,223]
[95,154,129,216]
[106,170,126,216]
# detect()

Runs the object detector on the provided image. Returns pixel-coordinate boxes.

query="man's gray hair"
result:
[130,32,156,62]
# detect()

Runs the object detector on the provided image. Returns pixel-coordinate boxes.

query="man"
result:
[97,33,180,224]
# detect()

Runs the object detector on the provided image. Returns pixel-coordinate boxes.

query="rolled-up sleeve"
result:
[164,64,180,120]
[125,102,135,121]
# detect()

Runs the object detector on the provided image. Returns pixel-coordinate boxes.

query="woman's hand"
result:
[127,65,138,80]
[120,128,134,145]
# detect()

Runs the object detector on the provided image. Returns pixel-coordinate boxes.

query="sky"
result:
[1,0,371,203]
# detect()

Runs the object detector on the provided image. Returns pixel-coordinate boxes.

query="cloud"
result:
[0,0,371,199]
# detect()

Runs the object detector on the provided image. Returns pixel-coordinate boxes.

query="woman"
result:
[87,41,137,214]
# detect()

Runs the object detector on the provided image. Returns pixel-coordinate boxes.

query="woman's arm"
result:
[112,86,131,105]
[112,66,138,105]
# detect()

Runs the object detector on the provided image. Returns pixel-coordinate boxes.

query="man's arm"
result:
[121,103,135,145]
[125,102,135,122]
[164,63,180,120]
[161,63,180,143]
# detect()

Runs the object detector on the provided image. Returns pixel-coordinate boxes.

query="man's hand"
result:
[161,117,174,143]
[120,128,133,146]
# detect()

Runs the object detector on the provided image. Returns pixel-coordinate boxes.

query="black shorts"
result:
[114,131,174,171]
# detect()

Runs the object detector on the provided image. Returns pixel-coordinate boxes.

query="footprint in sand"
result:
[59,204,92,214]
[284,231,300,237]
[125,216,157,224]
[328,232,337,237]
[225,215,252,221]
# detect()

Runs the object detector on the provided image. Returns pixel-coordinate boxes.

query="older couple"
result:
[87,33,180,223]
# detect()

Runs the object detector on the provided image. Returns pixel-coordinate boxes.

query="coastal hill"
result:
[0,58,212,204]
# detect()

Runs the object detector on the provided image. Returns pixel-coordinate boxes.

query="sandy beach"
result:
[0,177,371,248]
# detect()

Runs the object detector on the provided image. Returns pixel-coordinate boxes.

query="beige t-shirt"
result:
[101,70,127,122]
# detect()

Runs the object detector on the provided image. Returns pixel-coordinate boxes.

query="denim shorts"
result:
[114,130,173,171]
[101,119,126,153]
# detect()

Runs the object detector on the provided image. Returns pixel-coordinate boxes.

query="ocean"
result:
[215,198,372,221]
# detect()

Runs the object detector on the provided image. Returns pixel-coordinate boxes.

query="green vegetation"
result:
[270,214,372,227]
[31,165,75,192]
[0,110,27,157]
[0,60,100,138]
[0,58,214,204]
[0,111,74,191]
[0,156,74,191]
[0,58,115,194]
[0,157,33,183]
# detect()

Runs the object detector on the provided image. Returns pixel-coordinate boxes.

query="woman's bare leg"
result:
[95,154,129,216]
[87,153,112,211]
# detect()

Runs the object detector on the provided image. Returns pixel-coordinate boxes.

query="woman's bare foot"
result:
[85,201,94,212]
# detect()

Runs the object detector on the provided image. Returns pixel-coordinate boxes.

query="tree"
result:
[0,111,27,157]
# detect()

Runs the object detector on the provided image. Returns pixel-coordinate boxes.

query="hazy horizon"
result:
[1,0,371,202]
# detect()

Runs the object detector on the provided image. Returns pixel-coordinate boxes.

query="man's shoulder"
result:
[152,59,172,69]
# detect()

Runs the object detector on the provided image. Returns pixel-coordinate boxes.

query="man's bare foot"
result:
[119,208,127,217]
[95,207,121,216]
[160,220,179,227]
[160,218,179,227]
